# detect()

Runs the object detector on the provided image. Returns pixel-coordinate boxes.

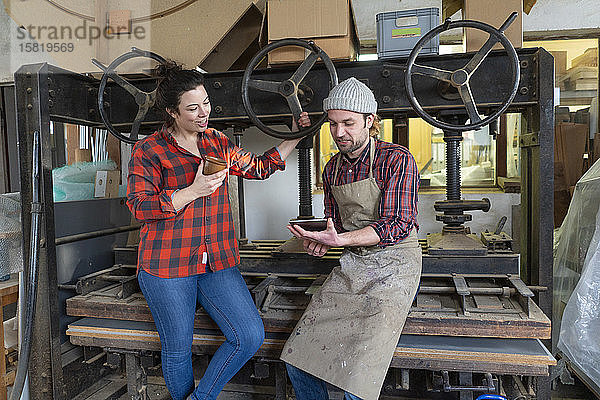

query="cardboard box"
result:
[464,0,522,52]
[571,48,598,68]
[4,0,258,79]
[549,50,567,82]
[267,0,359,64]
[554,122,588,188]
[94,170,120,198]
[555,106,571,123]
[593,133,600,165]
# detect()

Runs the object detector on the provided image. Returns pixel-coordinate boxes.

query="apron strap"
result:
[333,150,343,184]
[368,137,375,179]
[333,137,377,183]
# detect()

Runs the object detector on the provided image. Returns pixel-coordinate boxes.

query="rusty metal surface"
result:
[66,270,550,340]
[112,239,521,275]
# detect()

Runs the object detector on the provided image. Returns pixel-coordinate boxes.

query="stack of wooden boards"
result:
[558,48,597,92]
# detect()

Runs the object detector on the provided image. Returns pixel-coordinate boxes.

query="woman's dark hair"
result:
[154,60,205,126]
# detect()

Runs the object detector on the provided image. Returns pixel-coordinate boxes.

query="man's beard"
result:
[337,130,369,155]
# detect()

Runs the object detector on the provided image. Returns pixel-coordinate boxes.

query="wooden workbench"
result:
[67,317,556,377]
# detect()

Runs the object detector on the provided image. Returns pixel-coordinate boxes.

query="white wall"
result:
[224,126,314,241]
[523,0,600,32]
[416,192,520,238]
[314,191,520,240]
[226,127,520,241]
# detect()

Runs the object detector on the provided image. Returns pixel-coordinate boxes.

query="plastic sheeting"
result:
[554,157,600,385]
[52,160,117,202]
[0,192,23,275]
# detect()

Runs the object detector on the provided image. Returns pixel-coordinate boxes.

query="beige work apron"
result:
[281,138,422,400]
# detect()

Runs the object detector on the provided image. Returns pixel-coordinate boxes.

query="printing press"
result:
[14,14,556,400]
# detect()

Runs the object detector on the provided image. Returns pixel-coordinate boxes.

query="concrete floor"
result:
[552,376,599,400]
[127,378,600,400]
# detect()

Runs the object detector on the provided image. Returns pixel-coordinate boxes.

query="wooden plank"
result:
[146,375,277,396]
[416,294,442,309]
[67,318,555,376]
[65,123,79,165]
[0,277,19,297]
[85,379,127,400]
[71,379,123,400]
[105,133,121,171]
[498,177,520,193]
[497,114,508,179]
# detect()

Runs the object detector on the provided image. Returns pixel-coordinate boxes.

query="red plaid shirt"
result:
[322,138,419,247]
[127,126,286,278]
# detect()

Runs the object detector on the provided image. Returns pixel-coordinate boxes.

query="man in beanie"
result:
[280,77,421,400]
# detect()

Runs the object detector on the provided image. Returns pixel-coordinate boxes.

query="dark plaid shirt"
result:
[322,138,419,247]
[127,126,285,278]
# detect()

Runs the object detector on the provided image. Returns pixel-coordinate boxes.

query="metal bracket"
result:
[519,132,540,147]
[452,274,470,315]
[507,274,535,318]
[125,352,148,400]
[69,264,139,299]
[251,361,271,379]
[441,371,496,392]
[395,368,410,390]
[103,349,147,400]
[251,274,278,309]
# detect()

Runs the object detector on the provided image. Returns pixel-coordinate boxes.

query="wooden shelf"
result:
[0,275,18,400]
[559,89,597,106]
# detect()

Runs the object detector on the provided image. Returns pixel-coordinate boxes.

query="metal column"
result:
[15,63,65,400]
[519,51,554,321]
[519,51,554,400]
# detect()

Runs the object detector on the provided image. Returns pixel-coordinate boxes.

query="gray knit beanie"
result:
[323,77,377,114]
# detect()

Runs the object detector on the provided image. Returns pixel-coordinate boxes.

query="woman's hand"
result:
[278,112,312,160]
[291,111,311,132]
[189,160,228,197]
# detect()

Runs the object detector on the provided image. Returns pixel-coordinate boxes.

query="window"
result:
[524,39,597,111]
[407,119,496,188]
[314,120,393,189]
[314,117,497,189]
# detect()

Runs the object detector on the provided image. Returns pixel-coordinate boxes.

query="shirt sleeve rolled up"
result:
[369,152,419,246]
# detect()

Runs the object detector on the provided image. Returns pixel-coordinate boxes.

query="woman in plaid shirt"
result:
[127,62,309,400]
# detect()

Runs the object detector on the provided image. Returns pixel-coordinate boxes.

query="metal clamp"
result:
[519,132,540,148]
[442,371,496,392]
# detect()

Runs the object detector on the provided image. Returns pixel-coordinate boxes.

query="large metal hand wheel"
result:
[405,13,520,132]
[92,47,166,144]
[242,39,338,139]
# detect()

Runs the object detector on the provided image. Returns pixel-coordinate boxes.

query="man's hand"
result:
[189,160,228,197]
[287,218,342,257]
[302,239,330,257]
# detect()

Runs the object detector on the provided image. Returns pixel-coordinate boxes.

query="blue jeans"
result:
[286,364,363,400]
[138,267,264,400]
